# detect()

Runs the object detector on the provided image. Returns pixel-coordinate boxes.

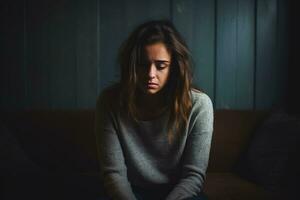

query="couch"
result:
[0,109,271,200]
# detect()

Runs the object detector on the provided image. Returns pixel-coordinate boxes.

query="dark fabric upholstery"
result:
[207,110,268,172]
[1,110,99,172]
[0,109,278,200]
[2,174,105,200]
[234,109,300,197]
[203,173,268,200]
[0,119,42,174]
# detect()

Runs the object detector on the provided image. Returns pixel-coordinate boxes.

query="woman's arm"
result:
[165,93,214,200]
[95,92,137,200]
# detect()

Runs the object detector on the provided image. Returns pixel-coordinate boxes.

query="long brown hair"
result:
[118,20,194,144]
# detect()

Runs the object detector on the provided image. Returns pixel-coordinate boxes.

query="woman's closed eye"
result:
[154,61,169,70]
[138,60,170,71]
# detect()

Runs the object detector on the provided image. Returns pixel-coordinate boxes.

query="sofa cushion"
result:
[1,111,99,173]
[234,109,300,196]
[207,110,268,172]
[2,173,105,200]
[0,119,43,174]
[203,172,268,200]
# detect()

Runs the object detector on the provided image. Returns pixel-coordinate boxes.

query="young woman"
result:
[95,20,214,200]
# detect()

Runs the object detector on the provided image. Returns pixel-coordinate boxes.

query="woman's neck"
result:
[136,90,168,110]
[134,89,171,121]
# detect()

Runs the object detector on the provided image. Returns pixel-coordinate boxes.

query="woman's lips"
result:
[147,83,158,88]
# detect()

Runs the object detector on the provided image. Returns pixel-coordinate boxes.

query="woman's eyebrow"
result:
[154,60,170,63]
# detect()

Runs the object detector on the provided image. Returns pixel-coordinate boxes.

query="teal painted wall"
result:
[0,0,289,110]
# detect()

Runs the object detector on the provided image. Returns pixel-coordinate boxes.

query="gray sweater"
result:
[95,88,214,200]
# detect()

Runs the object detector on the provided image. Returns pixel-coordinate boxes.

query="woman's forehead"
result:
[143,43,171,60]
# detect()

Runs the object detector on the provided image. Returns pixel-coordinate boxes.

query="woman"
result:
[95,20,214,200]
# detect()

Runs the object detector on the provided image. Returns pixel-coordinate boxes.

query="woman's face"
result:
[137,42,171,95]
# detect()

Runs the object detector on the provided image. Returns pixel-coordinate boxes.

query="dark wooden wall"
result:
[287,0,300,115]
[0,0,290,110]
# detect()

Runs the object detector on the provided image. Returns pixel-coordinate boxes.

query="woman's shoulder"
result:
[190,88,213,110]
[189,89,214,131]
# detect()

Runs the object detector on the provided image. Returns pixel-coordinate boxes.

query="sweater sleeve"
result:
[165,93,214,200]
[94,92,137,200]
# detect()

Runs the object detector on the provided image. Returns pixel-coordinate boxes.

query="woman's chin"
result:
[144,89,159,95]
[137,85,164,95]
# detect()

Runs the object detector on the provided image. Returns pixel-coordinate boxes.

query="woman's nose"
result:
[148,63,156,78]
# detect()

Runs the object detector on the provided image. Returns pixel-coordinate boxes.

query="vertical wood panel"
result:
[99,0,127,91]
[256,0,289,109]
[276,0,289,106]
[26,0,52,108]
[216,0,238,109]
[255,0,281,109]
[50,1,77,108]
[0,1,27,110]
[98,0,170,92]
[236,0,255,109]
[123,0,171,32]
[75,0,98,108]
[27,0,77,109]
[26,0,48,108]
[216,0,255,109]
[96,0,101,101]
[172,0,215,103]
